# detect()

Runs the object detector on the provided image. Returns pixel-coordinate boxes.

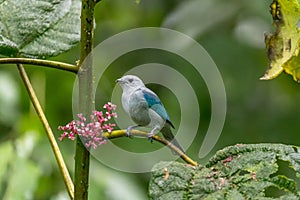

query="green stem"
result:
[0,58,78,73]
[17,64,74,199]
[74,0,96,199]
[104,130,198,167]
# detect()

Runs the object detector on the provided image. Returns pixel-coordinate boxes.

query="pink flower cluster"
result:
[58,102,117,149]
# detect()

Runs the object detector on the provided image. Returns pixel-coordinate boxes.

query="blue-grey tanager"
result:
[116,75,184,153]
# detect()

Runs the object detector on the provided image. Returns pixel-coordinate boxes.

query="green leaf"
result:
[261,0,300,82]
[0,141,13,186]
[3,157,41,200]
[0,0,81,58]
[149,144,300,199]
[0,35,18,57]
[163,0,242,38]
[149,161,197,200]
[0,72,20,131]
[0,134,41,200]
[271,175,297,193]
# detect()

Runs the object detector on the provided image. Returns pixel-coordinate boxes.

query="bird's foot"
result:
[126,125,138,137]
[148,127,159,143]
[126,127,132,137]
[148,133,154,143]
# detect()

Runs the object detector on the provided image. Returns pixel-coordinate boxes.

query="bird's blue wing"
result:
[142,89,160,107]
[142,88,174,128]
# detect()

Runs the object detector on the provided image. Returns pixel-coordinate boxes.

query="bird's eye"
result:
[128,78,133,83]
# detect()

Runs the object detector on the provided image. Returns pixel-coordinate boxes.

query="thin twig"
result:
[0,58,78,73]
[17,64,74,199]
[103,130,198,166]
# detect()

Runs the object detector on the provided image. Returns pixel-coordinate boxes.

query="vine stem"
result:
[17,64,74,199]
[103,130,198,166]
[0,58,78,73]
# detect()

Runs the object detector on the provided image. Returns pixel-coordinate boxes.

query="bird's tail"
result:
[160,126,185,155]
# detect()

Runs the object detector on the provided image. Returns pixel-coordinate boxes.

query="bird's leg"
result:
[148,127,159,143]
[126,125,139,137]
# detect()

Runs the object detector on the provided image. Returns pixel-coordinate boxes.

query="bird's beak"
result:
[116,78,123,84]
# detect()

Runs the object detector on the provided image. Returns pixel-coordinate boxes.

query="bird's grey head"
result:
[116,75,145,91]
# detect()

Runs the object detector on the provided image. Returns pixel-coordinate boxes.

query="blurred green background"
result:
[1,0,300,199]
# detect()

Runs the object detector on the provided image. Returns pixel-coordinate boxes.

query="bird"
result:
[116,75,184,154]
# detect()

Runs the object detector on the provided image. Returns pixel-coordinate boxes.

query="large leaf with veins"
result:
[0,0,81,58]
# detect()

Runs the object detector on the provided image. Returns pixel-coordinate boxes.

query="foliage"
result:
[0,136,41,200]
[0,0,82,199]
[0,0,300,199]
[149,144,300,199]
[0,0,81,58]
[261,0,300,82]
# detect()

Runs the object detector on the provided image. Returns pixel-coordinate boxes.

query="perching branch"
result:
[17,64,74,199]
[0,58,78,73]
[103,130,198,166]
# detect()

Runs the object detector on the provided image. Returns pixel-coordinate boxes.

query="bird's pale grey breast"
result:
[124,88,151,126]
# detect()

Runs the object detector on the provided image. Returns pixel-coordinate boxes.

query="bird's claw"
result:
[126,126,137,138]
[126,127,131,137]
[148,133,154,143]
